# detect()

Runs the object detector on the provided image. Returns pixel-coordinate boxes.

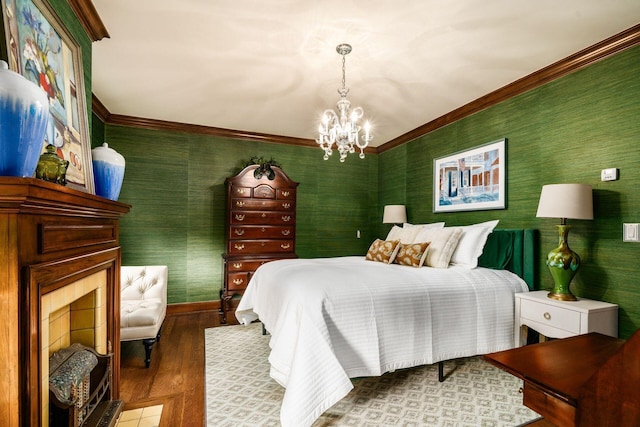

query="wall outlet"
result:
[601,168,618,181]
[623,223,640,242]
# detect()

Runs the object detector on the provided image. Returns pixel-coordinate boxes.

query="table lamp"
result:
[383,205,407,225]
[536,184,593,301]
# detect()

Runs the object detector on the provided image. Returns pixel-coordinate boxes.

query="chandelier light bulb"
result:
[316,43,372,162]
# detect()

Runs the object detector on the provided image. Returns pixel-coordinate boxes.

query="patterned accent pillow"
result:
[419,227,464,268]
[394,242,431,267]
[365,239,401,264]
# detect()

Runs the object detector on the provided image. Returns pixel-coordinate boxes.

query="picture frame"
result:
[433,138,506,213]
[1,0,94,193]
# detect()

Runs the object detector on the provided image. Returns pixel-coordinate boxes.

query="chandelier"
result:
[316,43,372,162]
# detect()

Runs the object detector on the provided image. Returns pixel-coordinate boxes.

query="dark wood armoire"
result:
[220,165,298,323]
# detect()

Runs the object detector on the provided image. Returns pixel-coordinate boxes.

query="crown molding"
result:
[91,93,110,122]
[67,0,109,42]
[377,23,640,154]
[106,114,320,148]
[92,98,377,154]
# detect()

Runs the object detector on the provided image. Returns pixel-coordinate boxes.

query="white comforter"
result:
[235,256,529,427]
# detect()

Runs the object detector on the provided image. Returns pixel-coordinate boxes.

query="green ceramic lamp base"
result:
[546,224,580,301]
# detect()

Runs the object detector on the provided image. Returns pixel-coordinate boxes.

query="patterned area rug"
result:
[205,323,540,427]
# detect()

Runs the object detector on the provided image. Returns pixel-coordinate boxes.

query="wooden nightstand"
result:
[514,290,618,347]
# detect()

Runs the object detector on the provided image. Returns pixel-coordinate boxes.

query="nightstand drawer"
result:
[521,299,581,334]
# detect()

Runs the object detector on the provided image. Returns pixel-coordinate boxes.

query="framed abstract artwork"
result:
[433,138,506,213]
[1,0,94,193]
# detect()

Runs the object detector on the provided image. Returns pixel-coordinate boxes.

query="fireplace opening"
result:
[40,270,122,426]
[49,343,123,427]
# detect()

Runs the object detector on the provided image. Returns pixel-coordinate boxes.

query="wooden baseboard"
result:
[166,301,219,315]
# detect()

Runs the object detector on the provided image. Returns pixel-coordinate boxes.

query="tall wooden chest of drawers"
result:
[220,164,299,322]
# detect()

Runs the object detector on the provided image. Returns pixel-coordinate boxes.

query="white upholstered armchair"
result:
[120,266,168,368]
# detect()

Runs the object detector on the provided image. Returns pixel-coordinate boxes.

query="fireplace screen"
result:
[49,343,122,427]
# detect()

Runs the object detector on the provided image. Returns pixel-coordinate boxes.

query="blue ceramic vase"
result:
[92,143,125,200]
[0,60,49,177]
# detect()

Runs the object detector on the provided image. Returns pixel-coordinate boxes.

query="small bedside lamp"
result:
[536,184,593,301]
[383,205,407,225]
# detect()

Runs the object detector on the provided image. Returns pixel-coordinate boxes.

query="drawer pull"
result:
[235,214,245,221]
[281,230,290,236]
[282,191,290,197]
[232,278,244,285]
[261,242,266,246]
[543,312,551,320]
[282,203,291,209]
[262,213,267,218]
[234,229,245,236]
[232,263,242,269]
[281,243,291,249]
[261,227,266,232]
[234,244,245,250]
[236,188,246,195]
[282,215,291,222]
[235,201,245,207]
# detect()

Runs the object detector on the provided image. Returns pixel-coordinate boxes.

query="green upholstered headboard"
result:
[478,229,538,290]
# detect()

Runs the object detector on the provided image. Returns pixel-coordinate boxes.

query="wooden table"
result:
[484,333,624,427]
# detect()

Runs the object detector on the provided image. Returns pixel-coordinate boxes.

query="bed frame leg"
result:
[438,361,445,382]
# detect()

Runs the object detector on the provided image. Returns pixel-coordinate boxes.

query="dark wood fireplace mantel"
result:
[0,178,130,427]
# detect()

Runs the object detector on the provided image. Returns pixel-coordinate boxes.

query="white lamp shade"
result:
[536,184,594,220]
[383,205,407,224]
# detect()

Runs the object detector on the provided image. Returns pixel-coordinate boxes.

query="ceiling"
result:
[91,1,640,147]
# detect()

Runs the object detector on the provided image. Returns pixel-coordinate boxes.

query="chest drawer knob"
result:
[282,215,291,222]
[235,214,245,221]
[281,243,291,249]
[544,312,551,320]
[232,263,243,269]
[234,229,245,236]
[235,201,245,207]
[282,202,291,209]
[281,230,290,236]
[282,191,290,197]
[234,244,245,250]
[232,278,244,285]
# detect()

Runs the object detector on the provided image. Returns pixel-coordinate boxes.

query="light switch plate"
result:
[623,223,640,242]
[601,168,618,181]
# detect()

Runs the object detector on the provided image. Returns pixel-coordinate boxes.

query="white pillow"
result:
[412,222,446,243]
[385,225,404,241]
[386,222,445,244]
[419,227,464,268]
[449,220,500,269]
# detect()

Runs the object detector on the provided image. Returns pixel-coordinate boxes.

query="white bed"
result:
[235,228,536,427]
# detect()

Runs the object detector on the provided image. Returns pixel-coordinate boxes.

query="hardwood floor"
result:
[119,310,236,426]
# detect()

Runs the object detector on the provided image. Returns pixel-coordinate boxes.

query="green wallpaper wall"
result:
[379,46,640,339]
[93,125,378,304]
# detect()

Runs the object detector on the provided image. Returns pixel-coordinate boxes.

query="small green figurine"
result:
[36,144,69,185]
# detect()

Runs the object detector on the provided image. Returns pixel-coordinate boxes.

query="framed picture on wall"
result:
[433,138,506,213]
[1,0,94,193]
